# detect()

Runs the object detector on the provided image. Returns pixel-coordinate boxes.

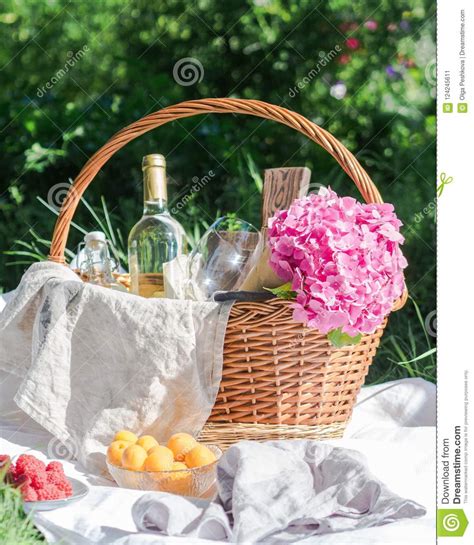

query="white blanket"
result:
[0,376,436,544]
[0,262,231,474]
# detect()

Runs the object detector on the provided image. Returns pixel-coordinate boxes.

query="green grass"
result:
[368,296,436,384]
[0,469,44,545]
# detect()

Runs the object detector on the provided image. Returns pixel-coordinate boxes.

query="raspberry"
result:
[29,471,48,491]
[36,484,66,501]
[16,475,40,502]
[46,471,73,496]
[21,485,38,502]
[15,471,48,490]
[0,454,10,467]
[15,454,49,491]
[46,461,64,474]
[16,454,46,476]
[11,455,72,502]
[14,473,31,487]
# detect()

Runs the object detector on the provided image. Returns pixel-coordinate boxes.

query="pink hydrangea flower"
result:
[267,188,407,336]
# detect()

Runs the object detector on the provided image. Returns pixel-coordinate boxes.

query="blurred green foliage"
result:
[0,0,435,381]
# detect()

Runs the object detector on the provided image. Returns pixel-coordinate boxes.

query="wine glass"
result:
[186,216,261,300]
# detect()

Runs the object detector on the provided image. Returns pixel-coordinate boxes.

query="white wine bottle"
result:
[128,154,186,297]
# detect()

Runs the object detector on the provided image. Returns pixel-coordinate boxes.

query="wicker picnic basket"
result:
[48,98,407,448]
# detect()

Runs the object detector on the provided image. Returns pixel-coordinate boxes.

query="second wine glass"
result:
[186,216,261,300]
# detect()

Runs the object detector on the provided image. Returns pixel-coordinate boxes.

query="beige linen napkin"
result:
[0,262,231,474]
[132,440,426,543]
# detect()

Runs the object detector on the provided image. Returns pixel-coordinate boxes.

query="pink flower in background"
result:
[345,38,360,50]
[338,54,351,65]
[364,20,378,31]
[268,188,407,336]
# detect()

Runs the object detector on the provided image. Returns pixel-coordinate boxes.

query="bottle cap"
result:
[142,154,166,168]
[84,231,106,243]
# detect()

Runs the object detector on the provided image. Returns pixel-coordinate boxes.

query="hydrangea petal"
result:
[268,187,407,335]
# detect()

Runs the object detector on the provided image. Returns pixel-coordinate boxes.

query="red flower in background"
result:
[339,22,358,32]
[338,54,351,65]
[346,38,360,50]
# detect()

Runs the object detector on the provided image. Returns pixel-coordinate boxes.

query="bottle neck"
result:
[144,199,168,215]
[143,165,168,215]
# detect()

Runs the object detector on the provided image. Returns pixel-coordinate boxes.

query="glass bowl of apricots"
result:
[106,430,222,497]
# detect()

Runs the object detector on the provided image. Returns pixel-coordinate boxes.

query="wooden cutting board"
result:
[240,166,311,291]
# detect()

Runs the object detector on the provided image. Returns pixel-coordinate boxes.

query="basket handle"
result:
[48,98,384,263]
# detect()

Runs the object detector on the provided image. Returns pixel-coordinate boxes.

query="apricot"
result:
[158,461,192,494]
[171,461,188,472]
[167,433,197,462]
[107,440,133,466]
[184,444,216,468]
[136,435,159,452]
[144,446,174,471]
[121,444,147,471]
[114,430,138,444]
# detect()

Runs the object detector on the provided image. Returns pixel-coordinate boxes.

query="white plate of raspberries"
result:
[2,453,89,511]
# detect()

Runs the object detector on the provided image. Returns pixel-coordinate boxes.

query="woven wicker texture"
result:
[208,299,388,427]
[46,98,407,442]
[199,422,347,450]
